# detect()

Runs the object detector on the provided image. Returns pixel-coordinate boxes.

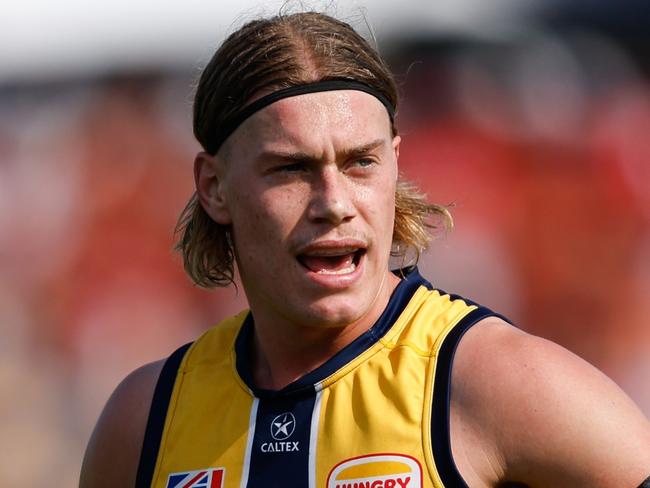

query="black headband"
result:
[211,80,396,154]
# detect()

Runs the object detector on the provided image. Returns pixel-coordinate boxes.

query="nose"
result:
[307,166,356,225]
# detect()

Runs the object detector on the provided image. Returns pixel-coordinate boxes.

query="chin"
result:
[297,295,372,330]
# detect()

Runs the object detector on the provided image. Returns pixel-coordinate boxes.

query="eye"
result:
[356,158,375,167]
[349,157,377,170]
[276,162,307,173]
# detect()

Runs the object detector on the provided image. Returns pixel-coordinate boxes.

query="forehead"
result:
[229,90,393,153]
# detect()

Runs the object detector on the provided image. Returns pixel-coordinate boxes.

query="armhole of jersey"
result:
[430,307,510,487]
[135,342,193,488]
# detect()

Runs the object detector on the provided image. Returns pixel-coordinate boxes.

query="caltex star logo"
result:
[270,412,296,440]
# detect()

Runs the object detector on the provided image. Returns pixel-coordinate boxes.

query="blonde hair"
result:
[176,12,452,287]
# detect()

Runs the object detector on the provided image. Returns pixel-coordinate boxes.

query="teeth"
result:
[316,262,357,275]
[306,248,358,257]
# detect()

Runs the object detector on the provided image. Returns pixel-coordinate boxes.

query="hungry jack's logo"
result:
[327,454,422,488]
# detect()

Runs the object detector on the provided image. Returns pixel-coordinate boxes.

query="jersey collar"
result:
[234,267,431,398]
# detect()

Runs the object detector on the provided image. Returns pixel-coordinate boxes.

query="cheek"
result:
[231,186,307,247]
[357,178,397,227]
[261,186,308,224]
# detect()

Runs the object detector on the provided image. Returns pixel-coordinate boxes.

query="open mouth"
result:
[297,249,365,275]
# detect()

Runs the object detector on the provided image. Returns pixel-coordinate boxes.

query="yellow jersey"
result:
[135,268,506,488]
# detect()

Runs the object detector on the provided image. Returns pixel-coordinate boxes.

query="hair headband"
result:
[212,80,396,154]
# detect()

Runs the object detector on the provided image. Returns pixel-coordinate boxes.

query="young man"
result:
[80,12,650,488]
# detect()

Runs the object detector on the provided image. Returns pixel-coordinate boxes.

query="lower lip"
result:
[300,252,365,290]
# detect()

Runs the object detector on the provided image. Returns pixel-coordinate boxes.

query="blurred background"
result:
[1,0,648,485]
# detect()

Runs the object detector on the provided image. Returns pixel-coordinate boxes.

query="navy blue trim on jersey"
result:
[246,393,317,487]
[234,267,427,398]
[136,342,193,488]
[430,306,512,488]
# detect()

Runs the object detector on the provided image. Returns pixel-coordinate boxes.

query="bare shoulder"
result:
[79,359,164,488]
[450,317,650,488]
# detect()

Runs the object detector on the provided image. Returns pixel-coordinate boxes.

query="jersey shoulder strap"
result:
[135,342,193,488]
[429,299,510,487]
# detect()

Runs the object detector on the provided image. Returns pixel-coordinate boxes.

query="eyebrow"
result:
[257,138,387,164]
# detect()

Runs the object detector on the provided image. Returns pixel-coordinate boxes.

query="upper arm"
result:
[451,318,650,488]
[80,360,163,488]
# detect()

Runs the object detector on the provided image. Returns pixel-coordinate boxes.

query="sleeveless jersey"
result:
[136,268,506,488]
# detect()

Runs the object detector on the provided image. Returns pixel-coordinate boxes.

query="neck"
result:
[249,271,400,390]
[251,324,358,390]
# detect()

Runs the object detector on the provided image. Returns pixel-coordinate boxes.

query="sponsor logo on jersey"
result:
[165,467,225,488]
[261,412,300,453]
[270,412,296,440]
[327,454,422,488]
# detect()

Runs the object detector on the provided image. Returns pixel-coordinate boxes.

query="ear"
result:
[194,151,232,225]
[392,135,401,172]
